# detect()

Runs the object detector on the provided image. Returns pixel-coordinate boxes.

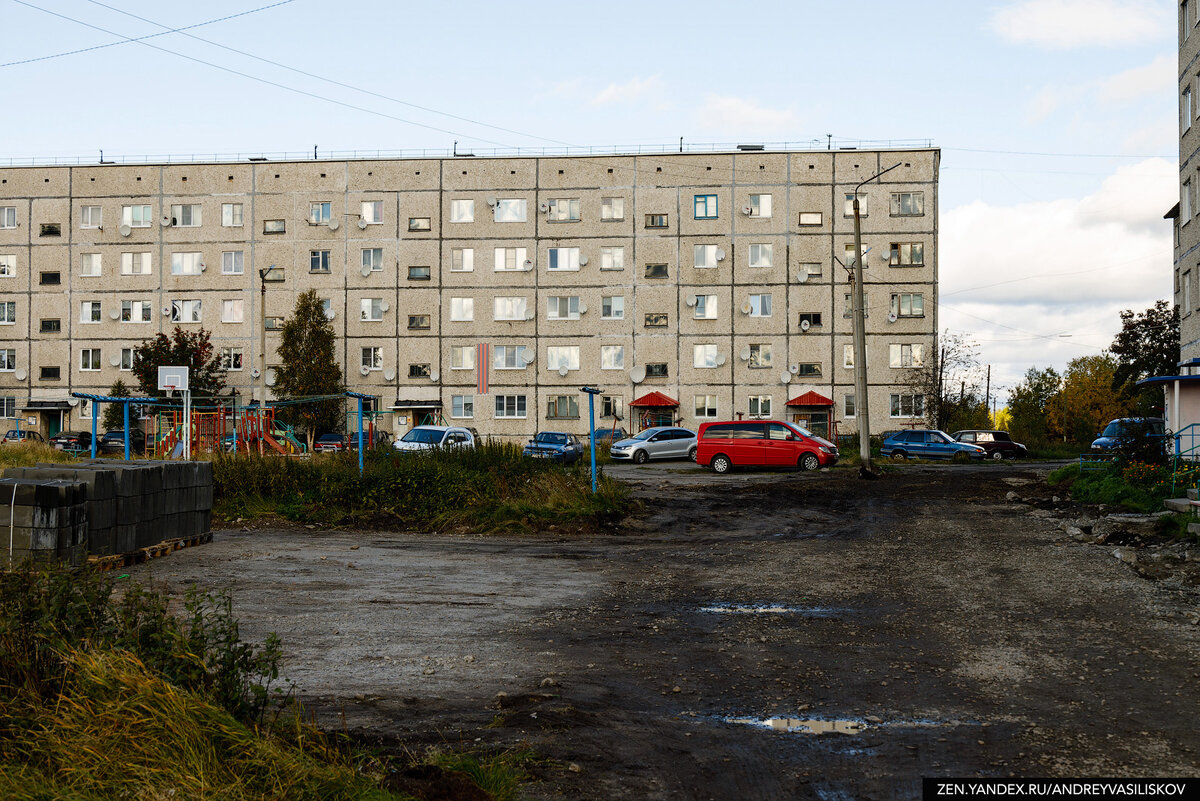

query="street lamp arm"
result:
[855,161,903,198]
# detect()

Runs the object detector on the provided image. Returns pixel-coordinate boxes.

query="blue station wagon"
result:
[881,430,986,461]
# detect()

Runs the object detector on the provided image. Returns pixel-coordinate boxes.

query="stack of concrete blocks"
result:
[0,478,88,567]
[4,467,116,555]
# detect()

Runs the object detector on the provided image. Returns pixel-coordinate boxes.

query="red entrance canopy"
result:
[786,391,833,407]
[630,391,679,408]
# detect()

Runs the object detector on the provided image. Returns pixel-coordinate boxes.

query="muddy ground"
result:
[130,462,1200,800]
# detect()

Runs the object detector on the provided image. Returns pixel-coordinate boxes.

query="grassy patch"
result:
[1048,460,1174,513]
[0,442,76,468]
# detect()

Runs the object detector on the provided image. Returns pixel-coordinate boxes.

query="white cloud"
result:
[990,0,1170,49]
[1026,85,1066,124]
[1097,55,1175,105]
[693,94,802,137]
[1123,118,1177,152]
[591,75,663,106]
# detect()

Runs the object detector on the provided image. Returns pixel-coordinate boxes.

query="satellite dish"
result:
[380,301,390,312]
[161,306,171,316]
[629,365,646,384]
[800,319,811,332]
[108,354,120,366]
[888,312,898,323]
[520,352,535,366]
[780,371,792,384]
[716,249,726,261]
[715,354,727,366]
[160,215,172,227]
[739,346,751,361]
[797,271,809,284]
[579,255,588,266]
[879,249,892,263]
[429,370,440,382]
[577,302,588,314]
[109,310,120,321]
[326,309,336,320]
[251,367,261,378]
[14,368,26,380]
[118,224,132,237]
[383,368,396,381]
[357,218,368,230]
[539,202,549,213]
[360,365,370,376]
[524,310,535,320]
[360,265,372,277]
[557,365,569,377]
[789,363,800,374]
[327,218,340,231]
[740,302,752,315]
[685,294,697,307]
[67,397,79,407]
[742,206,752,215]
[485,196,498,207]
[199,262,206,272]
[523,259,534,271]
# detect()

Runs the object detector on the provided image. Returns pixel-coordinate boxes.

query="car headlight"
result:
[819,446,834,454]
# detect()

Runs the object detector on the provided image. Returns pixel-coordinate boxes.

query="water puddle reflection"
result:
[699,603,846,617]
[725,716,868,734]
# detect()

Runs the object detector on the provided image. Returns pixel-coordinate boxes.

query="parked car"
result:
[696,420,838,473]
[98,428,146,454]
[523,432,585,463]
[345,430,392,450]
[392,425,476,452]
[610,427,698,464]
[881,430,986,461]
[590,427,628,444]
[313,433,348,453]
[951,429,1028,460]
[49,431,92,452]
[1090,417,1167,453]
[2,430,45,445]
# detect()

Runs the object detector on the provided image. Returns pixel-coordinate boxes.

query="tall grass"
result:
[0,442,76,468]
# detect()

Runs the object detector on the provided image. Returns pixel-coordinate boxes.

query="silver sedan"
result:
[609,427,698,464]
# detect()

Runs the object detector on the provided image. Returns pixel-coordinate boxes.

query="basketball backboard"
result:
[157,365,189,392]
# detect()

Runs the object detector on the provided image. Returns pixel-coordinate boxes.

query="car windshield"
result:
[536,433,567,445]
[932,431,954,443]
[632,429,658,441]
[788,424,814,438]
[402,428,444,444]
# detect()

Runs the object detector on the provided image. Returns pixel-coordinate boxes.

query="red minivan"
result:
[696,420,839,473]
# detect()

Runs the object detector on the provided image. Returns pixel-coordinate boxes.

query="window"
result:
[748,244,773,268]
[748,396,772,418]
[221,203,243,227]
[748,294,772,317]
[799,262,822,280]
[408,265,431,280]
[1185,86,1194,131]
[451,395,474,418]
[890,192,925,217]
[548,247,580,271]
[645,363,668,378]
[843,344,855,368]
[39,223,61,238]
[889,343,926,368]
[171,300,202,323]
[81,205,102,229]
[80,253,101,277]
[889,242,924,267]
[216,299,242,324]
[80,301,101,323]
[494,296,528,320]
[494,199,527,223]
[694,244,718,269]
[407,314,430,330]
[645,213,668,229]
[220,347,243,371]
[798,211,822,226]
[694,194,718,219]
[120,348,137,371]
[221,251,244,275]
[0,208,13,230]
[890,393,925,418]
[547,346,580,371]
[309,250,331,273]
[798,312,822,329]
[0,398,14,418]
[361,248,384,273]
[694,295,718,319]
[493,345,530,369]
[494,395,527,418]
[547,295,580,320]
[171,204,201,227]
[361,200,383,224]
[40,319,60,333]
[749,194,772,218]
[600,246,624,271]
[748,344,772,368]
[40,367,60,381]
[408,363,431,378]
[171,252,203,276]
[122,205,152,227]
[695,394,718,418]
[120,300,152,323]
[263,219,285,234]
[843,293,869,318]
[843,193,865,217]
[602,396,623,419]
[80,349,101,371]
[121,252,151,275]
[645,312,669,327]
[546,198,580,222]
[0,255,12,277]
[601,345,624,370]
[1186,180,1194,223]
[891,293,924,318]
[264,316,284,330]
[449,297,474,321]
[451,248,474,272]
[0,302,13,325]
[361,347,383,371]
[694,344,719,368]
[844,394,856,418]
[1188,0,1194,39]
[601,296,624,319]
[494,247,528,271]
[320,298,332,320]
[645,263,669,279]
[0,350,14,371]
[1188,270,1194,313]
[797,363,821,377]
[547,396,580,418]
[408,217,431,232]
[309,202,332,224]
[450,199,474,223]
[844,243,869,268]
[39,272,60,286]
[601,197,624,221]
[450,346,476,370]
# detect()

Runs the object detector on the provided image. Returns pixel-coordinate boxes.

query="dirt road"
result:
[130,463,1200,800]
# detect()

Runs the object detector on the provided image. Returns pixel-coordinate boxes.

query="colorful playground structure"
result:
[152,406,307,458]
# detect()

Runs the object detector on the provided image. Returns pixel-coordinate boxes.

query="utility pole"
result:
[851,162,901,474]
[257,265,280,455]
[985,365,991,425]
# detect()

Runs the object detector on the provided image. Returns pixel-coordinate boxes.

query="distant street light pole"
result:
[257,265,280,455]
[851,162,901,475]
[581,386,602,494]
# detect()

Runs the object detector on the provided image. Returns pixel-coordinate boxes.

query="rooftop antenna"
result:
[679,136,683,153]
[826,134,832,150]
[313,145,318,160]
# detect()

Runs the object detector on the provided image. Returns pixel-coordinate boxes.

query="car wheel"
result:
[991,450,1004,461]
[800,453,821,471]
[711,454,732,474]
[688,446,698,462]
[633,449,649,464]
[890,450,908,461]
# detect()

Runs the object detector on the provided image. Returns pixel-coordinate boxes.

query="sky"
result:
[0,0,1179,403]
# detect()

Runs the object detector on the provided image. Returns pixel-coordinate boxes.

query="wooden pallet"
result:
[87,531,213,571]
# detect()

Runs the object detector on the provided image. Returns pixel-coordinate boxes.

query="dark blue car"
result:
[1090,418,1166,452]
[523,432,585,463]
[881,429,986,461]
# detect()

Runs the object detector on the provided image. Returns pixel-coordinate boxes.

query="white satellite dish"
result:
[380,301,390,312]
[430,371,440,382]
[879,249,892,263]
[109,310,119,321]
[108,354,120,366]
[780,371,792,384]
[629,365,646,384]
[800,319,811,332]
[161,306,171,316]
[797,271,809,284]
[740,302,752,315]
[14,368,26,381]
[557,365,569,377]
[251,367,261,378]
[524,310,535,320]
[327,218,340,231]
[118,224,132,237]
[360,265,372,277]
[523,259,534,271]
[539,202,549,213]
[383,368,396,381]
[326,308,336,320]
[887,312,898,323]
[715,354,727,366]
[716,248,726,261]
[520,352,535,366]
[579,255,588,266]
[742,205,752,215]
[578,302,588,314]
[199,262,206,272]
[360,365,370,376]
[685,294,697,307]
[485,196,498,207]
[739,346,751,361]
[789,363,800,374]
[357,218,368,230]
[160,215,172,227]
[67,397,79,407]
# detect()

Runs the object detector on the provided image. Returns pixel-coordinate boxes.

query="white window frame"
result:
[360,298,384,322]
[451,395,474,419]
[220,299,244,324]
[844,394,856,418]
[600,345,624,370]
[694,244,718,269]
[310,250,331,273]
[0,208,15,229]
[80,301,101,324]
[0,349,15,372]
[1186,86,1194,132]
[221,203,243,227]
[493,296,528,321]
[749,294,772,317]
[80,348,101,372]
[600,246,624,271]
[889,343,926,368]
[361,346,383,371]
[693,344,719,368]
[890,393,925,418]
[451,248,474,272]
[748,344,772,369]
[171,299,202,323]
[220,347,244,371]
[171,204,202,227]
[362,248,384,272]
[547,346,580,371]
[120,300,152,323]
[889,242,924,267]
[547,295,580,321]
[0,255,13,278]
[600,197,624,221]
[309,202,332,224]
[80,253,102,277]
[81,205,102,229]
[221,251,244,275]
[891,293,924,318]
[749,194,772,218]
[361,200,384,224]
[494,198,527,223]
[450,199,474,223]
[494,247,528,272]
[120,348,139,371]
[1185,180,1193,224]
[601,296,624,320]
[450,347,476,370]
[748,243,773,268]
[450,297,474,322]
[844,193,865,217]
[494,394,527,418]
[844,293,869,318]
[548,247,580,272]
[890,192,925,217]
[0,302,14,325]
[546,198,580,222]
[171,252,203,276]
[694,295,718,320]
[748,395,772,418]
[121,252,151,275]
[694,394,718,419]
[492,345,529,370]
[121,205,152,228]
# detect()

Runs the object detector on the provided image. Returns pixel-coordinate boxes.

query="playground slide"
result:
[280,430,306,453]
[260,430,287,455]
[171,441,185,459]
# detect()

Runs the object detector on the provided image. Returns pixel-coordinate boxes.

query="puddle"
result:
[699,603,846,617]
[724,716,869,734]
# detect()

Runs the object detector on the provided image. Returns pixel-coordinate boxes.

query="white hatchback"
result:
[392,425,476,452]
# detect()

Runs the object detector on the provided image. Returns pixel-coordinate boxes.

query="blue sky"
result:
[2,0,1178,400]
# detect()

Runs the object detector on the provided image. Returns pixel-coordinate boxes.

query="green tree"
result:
[132,327,226,399]
[1007,366,1061,448]
[1047,355,1133,444]
[273,289,345,450]
[101,379,131,431]
[903,331,990,431]
[1109,299,1179,415]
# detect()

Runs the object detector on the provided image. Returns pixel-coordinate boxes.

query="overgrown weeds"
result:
[0,442,75,468]
[1048,460,1175,513]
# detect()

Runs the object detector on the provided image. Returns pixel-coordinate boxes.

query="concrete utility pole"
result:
[851,162,901,474]
[257,265,280,455]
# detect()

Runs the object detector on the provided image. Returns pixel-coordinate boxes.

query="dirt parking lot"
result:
[131,461,1200,800]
